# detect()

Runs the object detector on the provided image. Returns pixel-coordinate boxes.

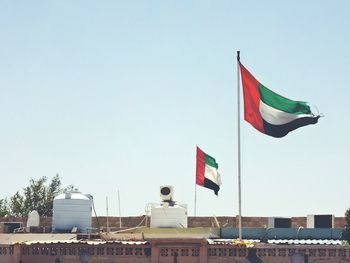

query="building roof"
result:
[0,233,77,245]
[268,239,342,245]
[208,238,343,246]
[23,240,149,246]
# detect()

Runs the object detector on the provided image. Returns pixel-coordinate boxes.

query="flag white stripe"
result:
[204,165,222,186]
[260,100,314,125]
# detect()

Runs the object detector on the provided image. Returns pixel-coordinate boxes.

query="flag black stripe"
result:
[204,178,220,196]
[263,116,320,138]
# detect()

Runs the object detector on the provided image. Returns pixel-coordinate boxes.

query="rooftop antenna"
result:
[106,196,109,233]
[117,189,122,228]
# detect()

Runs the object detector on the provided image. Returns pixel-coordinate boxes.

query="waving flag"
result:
[239,62,320,138]
[196,147,222,195]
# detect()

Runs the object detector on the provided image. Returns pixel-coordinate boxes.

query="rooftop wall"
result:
[0,216,346,232]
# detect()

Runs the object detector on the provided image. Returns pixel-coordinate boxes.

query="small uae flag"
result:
[196,147,222,195]
[239,62,320,138]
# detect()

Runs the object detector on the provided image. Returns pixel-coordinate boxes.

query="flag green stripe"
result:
[205,154,218,169]
[258,84,311,114]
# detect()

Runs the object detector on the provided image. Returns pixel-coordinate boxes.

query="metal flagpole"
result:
[194,145,198,217]
[194,174,197,217]
[237,51,243,240]
[106,196,109,233]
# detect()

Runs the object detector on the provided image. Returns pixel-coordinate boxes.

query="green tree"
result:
[341,208,350,243]
[7,174,77,217]
[0,198,10,217]
[9,192,25,216]
[23,177,47,216]
[43,175,62,216]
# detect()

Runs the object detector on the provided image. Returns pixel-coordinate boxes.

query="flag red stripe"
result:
[196,146,206,186]
[239,62,264,133]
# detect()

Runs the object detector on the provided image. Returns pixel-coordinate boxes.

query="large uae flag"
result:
[239,62,320,138]
[196,147,222,195]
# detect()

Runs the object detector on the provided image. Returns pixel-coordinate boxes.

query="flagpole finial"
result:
[237,51,240,62]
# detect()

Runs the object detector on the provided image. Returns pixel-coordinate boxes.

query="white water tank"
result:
[150,203,188,228]
[52,192,92,233]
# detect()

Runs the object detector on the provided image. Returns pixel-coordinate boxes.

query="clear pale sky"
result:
[0,1,349,218]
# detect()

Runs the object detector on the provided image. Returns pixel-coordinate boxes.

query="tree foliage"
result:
[341,208,350,243]
[0,198,10,217]
[0,175,77,217]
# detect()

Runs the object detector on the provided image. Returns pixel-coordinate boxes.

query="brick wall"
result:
[0,216,346,231]
[240,217,268,228]
[92,216,147,230]
[334,217,346,228]
[188,217,236,228]
[291,217,307,228]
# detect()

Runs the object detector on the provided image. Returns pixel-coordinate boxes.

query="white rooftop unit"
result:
[160,185,173,202]
[27,211,40,227]
[151,203,188,228]
[52,191,92,233]
[268,217,291,228]
[307,214,334,228]
[150,186,188,228]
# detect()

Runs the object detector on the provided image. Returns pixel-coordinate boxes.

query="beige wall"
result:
[2,241,350,263]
